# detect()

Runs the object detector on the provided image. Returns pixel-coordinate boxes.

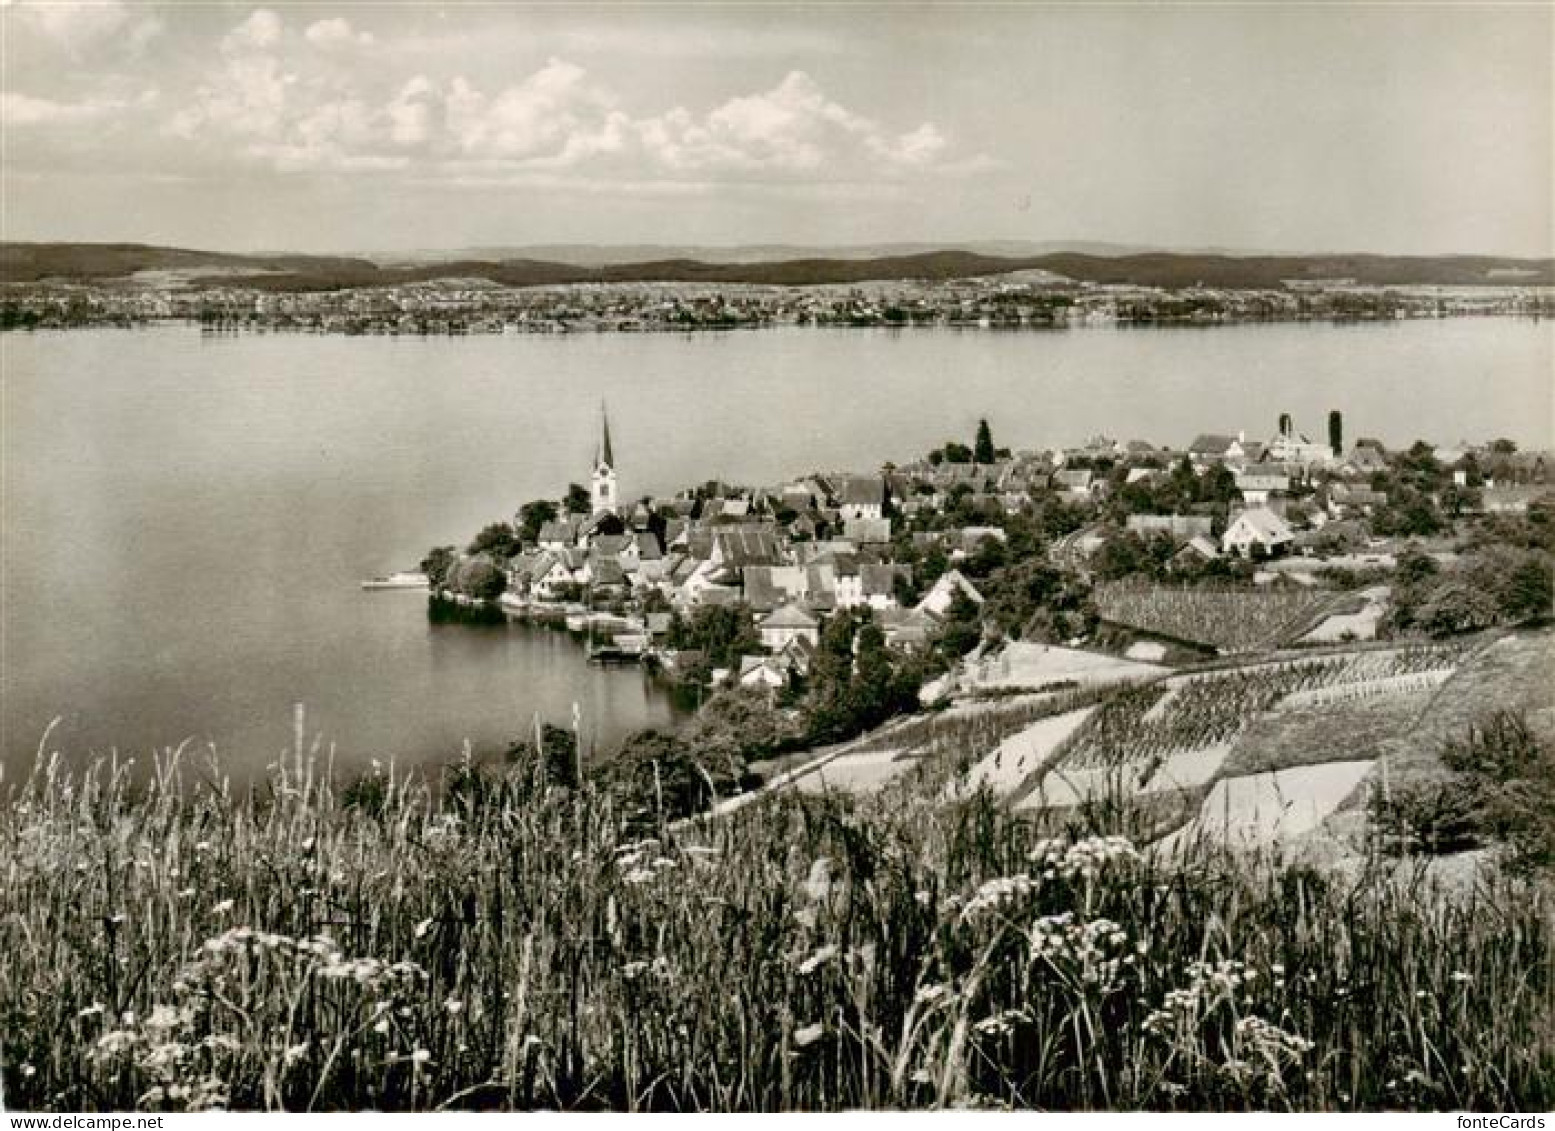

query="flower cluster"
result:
[1234,1014,1315,1061]
[1142,959,1256,1037]
[960,875,1036,920]
[1027,913,1133,994]
[91,1003,229,1111]
[1028,836,1140,882]
[1141,956,1313,1096]
[973,1008,1029,1038]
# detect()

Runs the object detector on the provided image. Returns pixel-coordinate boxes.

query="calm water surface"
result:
[3,319,1550,780]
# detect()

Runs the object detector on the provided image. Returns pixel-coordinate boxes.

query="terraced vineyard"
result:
[1217,688,1439,778]
[1058,647,1464,771]
[1095,582,1338,653]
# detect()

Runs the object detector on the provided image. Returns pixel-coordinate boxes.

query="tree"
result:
[451,557,507,602]
[964,535,1008,579]
[918,544,950,588]
[505,722,578,789]
[1198,464,1240,506]
[1395,547,1440,587]
[804,612,861,741]
[974,418,996,465]
[565,482,592,514]
[1328,410,1343,457]
[595,728,743,830]
[671,603,761,670]
[982,558,1096,642]
[419,546,457,591]
[517,499,558,544]
[1371,486,1444,537]
[468,522,519,559]
[941,441,973,464]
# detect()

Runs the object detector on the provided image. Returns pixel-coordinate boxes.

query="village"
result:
[419,405,1550,693]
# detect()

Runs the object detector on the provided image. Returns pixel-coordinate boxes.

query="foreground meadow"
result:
[1,745,1551,1112]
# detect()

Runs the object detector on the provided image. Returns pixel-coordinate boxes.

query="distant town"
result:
[6,272,1551,334]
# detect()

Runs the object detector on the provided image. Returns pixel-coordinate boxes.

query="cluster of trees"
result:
[925,418,1010,466]
[419,545,507,601]
[979,558,1097,643]
[1087,529,1252,586]
[1387,545,1552,637]
[663,604,762,678]
[1101,456,1240,523]
[597,689,804,830]
[1367,441,1484,536]
[662,602,929,746]
[804,611,925,744]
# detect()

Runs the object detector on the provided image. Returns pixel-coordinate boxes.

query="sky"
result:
[1,1,1550,256]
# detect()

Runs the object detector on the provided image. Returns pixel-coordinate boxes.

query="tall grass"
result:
[1,738,1551,1112]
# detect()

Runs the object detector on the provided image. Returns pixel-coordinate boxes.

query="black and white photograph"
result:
[1,0,1552,1115]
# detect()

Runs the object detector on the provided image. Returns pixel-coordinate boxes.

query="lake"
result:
[2,318,1550,782]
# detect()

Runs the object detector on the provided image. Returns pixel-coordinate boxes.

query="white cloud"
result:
[223,9,283,54]
[158,38,984,186]
[5,0,159,56]
[1,90,126,127]
[386,76,436,146]
[305,17,374,50]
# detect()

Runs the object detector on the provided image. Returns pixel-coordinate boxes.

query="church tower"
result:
[590,403,617,515]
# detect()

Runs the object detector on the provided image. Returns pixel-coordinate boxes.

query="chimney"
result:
[1238,430,1246,444]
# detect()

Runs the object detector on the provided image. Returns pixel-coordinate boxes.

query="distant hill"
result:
[0,242,376,284]
[393,240,1165,267]
[3,241,1551,290]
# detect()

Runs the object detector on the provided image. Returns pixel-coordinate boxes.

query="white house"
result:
[917,569,984,619]
[1236,471,1290,507]
[758,603,821,651]
[837,476,887,521]
[1221,507,1295,557]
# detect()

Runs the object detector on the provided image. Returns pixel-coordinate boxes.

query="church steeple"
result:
[591,402,617,514]
[596,403,614,471]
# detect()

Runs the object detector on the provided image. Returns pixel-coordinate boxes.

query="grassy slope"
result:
[1385,630,1555,788]
[1219,689,1437,779]
[2,750,1551,1112]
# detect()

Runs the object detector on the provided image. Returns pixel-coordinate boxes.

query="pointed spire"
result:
[597,401,614,469]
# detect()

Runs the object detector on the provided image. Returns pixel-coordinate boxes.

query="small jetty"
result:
[360,571,430,591]
[586,644,641,666]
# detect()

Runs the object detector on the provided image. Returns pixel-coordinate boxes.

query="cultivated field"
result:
[1095,583,1338,653]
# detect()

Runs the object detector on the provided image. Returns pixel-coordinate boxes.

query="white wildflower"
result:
[914,982,952,1006]
[797,945,839,975]
[792,1022,825,1048]
[961,875,1035,920]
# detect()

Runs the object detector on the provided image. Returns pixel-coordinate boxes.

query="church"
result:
[590,403,618,516]
[574,404,629,547]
